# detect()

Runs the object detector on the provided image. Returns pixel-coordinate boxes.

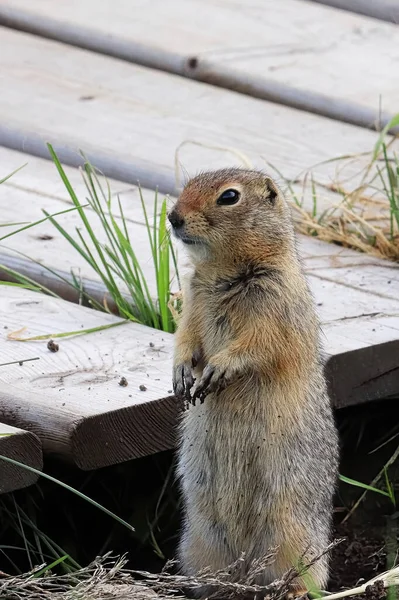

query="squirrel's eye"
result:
[217,189,240,206]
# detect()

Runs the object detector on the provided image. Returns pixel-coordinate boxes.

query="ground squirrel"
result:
[168,169,339,595]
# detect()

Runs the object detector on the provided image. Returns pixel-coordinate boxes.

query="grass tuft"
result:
[45,144,178,333]
[273,115,399,262]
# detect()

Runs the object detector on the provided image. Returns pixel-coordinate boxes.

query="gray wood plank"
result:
[0,422,43,493]
[0,0,398,130]
[0,148,178,304]
[0,26,395,200]
[309,0,399,24]
[0,286,176,469]
[1,150,399,410]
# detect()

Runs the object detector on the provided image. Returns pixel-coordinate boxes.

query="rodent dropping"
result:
[168,168,339,596]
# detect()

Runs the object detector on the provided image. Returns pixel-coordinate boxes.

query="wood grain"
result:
[0,27,393,199]
[0,286,176,469]
[0,0,398,129]
[0,422,43,493]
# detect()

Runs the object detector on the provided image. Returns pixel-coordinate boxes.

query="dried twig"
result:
[132,541,342,600]
[0,543,342,600]
[0,356,40,367]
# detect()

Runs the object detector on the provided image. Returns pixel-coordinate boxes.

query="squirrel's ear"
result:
[264,178,278,204]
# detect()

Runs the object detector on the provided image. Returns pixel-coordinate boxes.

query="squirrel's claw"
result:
[173,362,195,404]
[193,364,227,404]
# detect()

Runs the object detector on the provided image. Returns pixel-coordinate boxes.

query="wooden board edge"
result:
[186,60,398,134]
[0,251,120,312]
[71,395,180,470]
[326,339,399,409]
[0,8,398,133]
[0,123,177,195]
[0,6,184,73]
[0,424,43,493]
[308,0,399,24]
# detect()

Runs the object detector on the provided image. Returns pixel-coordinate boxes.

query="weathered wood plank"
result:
[0,422,43,493]
[0,271,398,475]
[1,219,399,412]
[0,147,134,201]
[0,1,398,129]
[309,0,399,24]
[1,147,398,361]
[0,183,167,300]
[0,146,176,304]
[0,27,394,198]
[0,287,176,469]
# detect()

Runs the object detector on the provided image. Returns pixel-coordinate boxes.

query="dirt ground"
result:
[330,522,386,591]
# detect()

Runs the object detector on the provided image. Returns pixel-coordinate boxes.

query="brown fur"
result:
[169,169,339,596]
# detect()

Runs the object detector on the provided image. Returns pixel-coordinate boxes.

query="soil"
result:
[330,522,386,591]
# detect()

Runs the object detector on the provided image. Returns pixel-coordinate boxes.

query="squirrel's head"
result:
[168,168,294,263]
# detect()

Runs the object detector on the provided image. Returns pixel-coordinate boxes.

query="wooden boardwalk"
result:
[0,27,396,196]
[0,286,175,470]
[0,0,398,489]
[0,0,399,130]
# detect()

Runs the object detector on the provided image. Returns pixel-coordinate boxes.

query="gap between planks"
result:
[0,1,398,131]
[308,0,399,24]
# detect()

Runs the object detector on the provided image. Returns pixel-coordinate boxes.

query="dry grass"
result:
[0,544,340,600]
[3,541,399,600]
[174,124,399,263]
[288,169,399,262]
[271,133,399,263]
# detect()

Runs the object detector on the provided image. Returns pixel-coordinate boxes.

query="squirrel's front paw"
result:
[173,361,195,402]
[192,364,231,404]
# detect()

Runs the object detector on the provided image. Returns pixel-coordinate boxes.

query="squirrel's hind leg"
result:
[178,523,235,598]
[250,523,329,597]
[178,522,233,574]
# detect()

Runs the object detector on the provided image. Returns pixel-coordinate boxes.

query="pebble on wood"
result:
[47,339,59,352]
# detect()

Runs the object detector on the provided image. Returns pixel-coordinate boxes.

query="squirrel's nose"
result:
[168,210,185,229]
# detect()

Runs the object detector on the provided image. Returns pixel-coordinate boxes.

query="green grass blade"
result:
[47,146,121,290]
[42,211,94,267]
[44,147,178,332]
[33,554,69,578]
[10,319,127,341]
[0,265,61,298]
[0,281,41,291]
[373,113,399,160]
[0,455,135,532]
[384,467,396,507]
[376,163,395,239]
[13,496,32,570]
[0,163,27,184]
[0,205,87,243]
[11,504,80,572]
[0,244,103,310]
[339,474,390,497]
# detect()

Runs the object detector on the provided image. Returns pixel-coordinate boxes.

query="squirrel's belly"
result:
[178,399,284,541]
